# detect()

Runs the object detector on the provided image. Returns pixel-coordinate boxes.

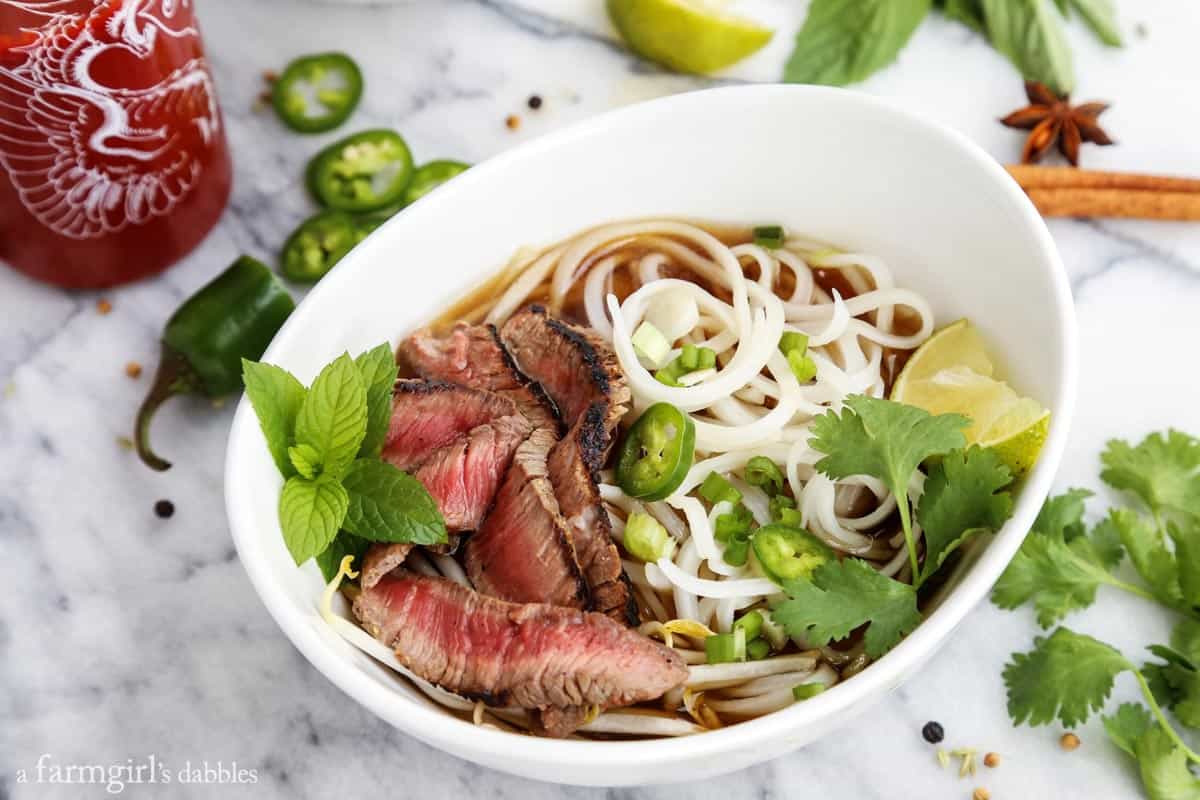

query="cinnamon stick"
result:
[1025,188,1200,221]
[1007,165,1200,194]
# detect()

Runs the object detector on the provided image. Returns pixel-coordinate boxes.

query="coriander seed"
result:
[505,114,520,131]
[1061,732,1080,751]
[973,789,990,800]
[983,752,1000,768]
[125,361,143,379]
[97,298,113,314]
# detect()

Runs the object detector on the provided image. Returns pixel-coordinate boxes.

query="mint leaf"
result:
[279,476,349,565]
[1102,430,1200,520]
[316,530,372,582]
[288,443,321,480]
[783,0,932,87]
[1133,727,1200,800]
[1069,0,1122,46]
[342,459,447,546]
[981,0,1075,94]
[242,359,307,477]
[939,0,986,33]
[773,559,921,657]
[1034,488,1092,541]
[294,353,368,480]
[1104,702,1156,758]
[1108,508,1181,605]
[355,343,399,459]
[1004,627,1132,727]
[916,446,1013,585]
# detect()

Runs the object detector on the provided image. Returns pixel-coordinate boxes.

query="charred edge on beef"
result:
[486,323,563,433]
[616,571,640,627]
[526,304,612,399]
[574,401,611,477]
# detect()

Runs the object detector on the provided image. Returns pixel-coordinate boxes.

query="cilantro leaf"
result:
[1108,508,1182,605]
[811,394,967,574]
[1088,512,1127,571]
[1145,645,1200,730]
[1104,702,1156,758]
[278,476,349,565]
[294,353,368,480]
[1170,519,1200,609]
[772,559,921,658]
[1133,727,1200,800]
[342,459,447,546]
[783,0,932,87]
[242,359,307,477]
[1034,487,1092,541]
[1004,627,1132,728]
[916,446,1013,585]
[316,530,372,583]
[1173,619,1200,663]
[1102,431,1200,520]
[992,524,1117,626]
[354,343,400,459]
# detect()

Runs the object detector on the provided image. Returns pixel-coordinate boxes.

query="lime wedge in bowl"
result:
[893,320,1050,478]
[607,0,773,75]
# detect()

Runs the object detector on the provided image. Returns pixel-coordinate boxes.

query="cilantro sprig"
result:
[242,344,446,575]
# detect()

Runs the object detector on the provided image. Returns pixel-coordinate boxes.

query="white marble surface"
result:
[2,1,1199,797]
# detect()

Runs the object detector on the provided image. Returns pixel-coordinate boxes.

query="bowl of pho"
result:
[225,84,1076,786]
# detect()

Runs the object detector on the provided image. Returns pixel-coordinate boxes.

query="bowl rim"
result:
[225,83,1077,770]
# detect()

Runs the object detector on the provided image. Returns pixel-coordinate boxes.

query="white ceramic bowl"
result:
[225,85,1077,787]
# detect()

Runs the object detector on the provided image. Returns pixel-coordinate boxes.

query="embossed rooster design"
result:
[0,0,221,239]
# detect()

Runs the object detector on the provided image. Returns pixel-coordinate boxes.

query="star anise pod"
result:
[1001,81,1114,166]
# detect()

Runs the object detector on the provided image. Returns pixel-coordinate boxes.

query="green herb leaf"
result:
[811,394,968,575]
[1173,619,1200,663]
[242,359,307,477]
[1069,0,1123,46]
[783,0,933,87]
[1004,627,1132,728]
[1034,487,1092,541]
[1132,726,1200,800]
[1104,702,1156,758]
[294,353,368,480]
[278,476,349,565]
[939,0,986,33]
[1107,508,1181,605]
[316,530,372,582]
[916,446,1014,585]
[354,343,399,459]
[1101,431,1200,520]
[773,559,921,657]
[980,0,1075,95]
[991,526,1116,626]
[288,443,322,480]
[1170,519,1200,609]
[341,459,447,545]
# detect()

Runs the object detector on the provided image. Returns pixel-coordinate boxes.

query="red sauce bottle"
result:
[0,0,232,289]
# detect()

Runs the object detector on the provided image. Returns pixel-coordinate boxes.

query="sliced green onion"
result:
[656,346,717,387]
[632,321,671,368]
[747,637,771,661]
[700,472,742,506]
[680,343,700,371]
[705,628,747,664]
[787,350,818,383]
[792,682,826,701]
[769,494,796,521]
[732,610,763,641]
[697,347,717,370]
[714,504,754,541]
[753,225,785,249]
[778,330,809,357]
[723,537,750,567]
[745,456,785,496]
[759,609,789,651]
[623,512,674,562]
[777,506,804,528]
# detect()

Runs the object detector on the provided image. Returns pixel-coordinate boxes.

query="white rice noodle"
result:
[430,553,470,587]
[582,254,622,338]
[655,556,780,599]
[580,711,706,737]
[686,654,820,690]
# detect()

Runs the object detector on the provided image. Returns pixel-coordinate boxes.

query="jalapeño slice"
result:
[280,210,358,283]
[616,403,696,501]
[752,524,833,585]
[307,129,414,213]
[272,52,363,134]
[402,160,470,205]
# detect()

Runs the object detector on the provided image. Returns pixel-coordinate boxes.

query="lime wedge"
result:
[892,320,1049,478]
[607,0,774,75]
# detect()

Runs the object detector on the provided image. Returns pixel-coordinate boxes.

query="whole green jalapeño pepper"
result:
[135,257,295,471]
[272,52,363,134]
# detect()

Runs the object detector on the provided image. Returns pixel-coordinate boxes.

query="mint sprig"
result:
[242,345,445,568]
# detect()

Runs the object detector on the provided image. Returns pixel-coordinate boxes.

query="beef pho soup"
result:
[316,218,1038,739]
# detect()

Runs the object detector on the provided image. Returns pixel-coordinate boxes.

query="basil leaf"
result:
[784,0,932,87]
[316,530,372,582]
[981,0,1075,94]
[294,353,368,480]
[342,459,447,546]
[279,476,349,565]
[242,359,307,477]
[1070,0,1122,46]
[354,343,399,459]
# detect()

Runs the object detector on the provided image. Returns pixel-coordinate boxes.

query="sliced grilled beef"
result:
[383,380,518,470]
[401,323,560,432]
[465,427,588,608]
[549,404,638,625]
[360,543,414,590]
[500,305,631,437]
[404,414,531,532]
[353,569,688,715]
[533,705,594,739]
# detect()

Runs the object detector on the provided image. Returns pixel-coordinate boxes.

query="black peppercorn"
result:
[527,94,543,110]
[922,721,945,744]
[154,499,175,519]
